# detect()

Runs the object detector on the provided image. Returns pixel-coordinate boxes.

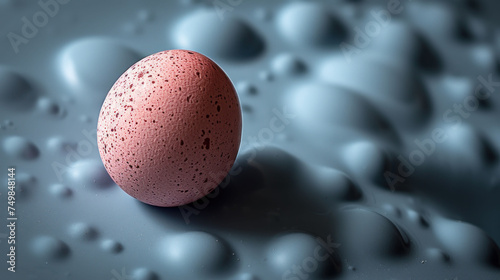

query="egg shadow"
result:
[138,147,346,239]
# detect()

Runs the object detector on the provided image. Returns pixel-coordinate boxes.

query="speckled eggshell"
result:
[97,50,242,207]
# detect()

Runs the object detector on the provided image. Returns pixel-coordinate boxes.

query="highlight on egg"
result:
[97,49,242,207]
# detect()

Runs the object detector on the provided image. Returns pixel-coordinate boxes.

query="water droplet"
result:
[59,37,141,90]
[3,136,40,160]
[276,2,346,47]
[172,9,264,60]
[32,236,70,260]
[68,222,99,241]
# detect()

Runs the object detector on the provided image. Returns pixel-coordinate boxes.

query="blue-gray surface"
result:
[1,0,500,279]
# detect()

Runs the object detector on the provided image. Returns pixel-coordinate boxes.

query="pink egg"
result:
[97,50,242,207]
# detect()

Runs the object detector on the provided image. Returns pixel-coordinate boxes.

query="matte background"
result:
[1,0,500,279]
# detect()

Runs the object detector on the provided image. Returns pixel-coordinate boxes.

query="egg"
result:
[97,50,242,207]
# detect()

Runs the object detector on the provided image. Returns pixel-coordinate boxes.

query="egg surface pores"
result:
[97,50,242,207]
